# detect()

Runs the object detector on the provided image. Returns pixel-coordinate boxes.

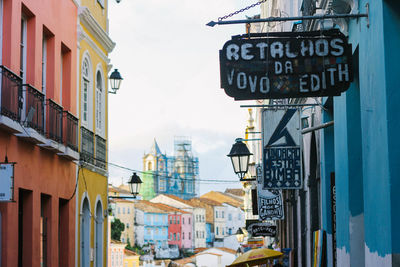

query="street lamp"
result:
[108,172,142,199]
[128,172,142,197]
[227,138,253,181]
[109,69,123,94]
[235,228,245,243]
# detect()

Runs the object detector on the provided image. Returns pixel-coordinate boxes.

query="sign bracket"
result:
[207,12,369,27]
[241,104,320,108]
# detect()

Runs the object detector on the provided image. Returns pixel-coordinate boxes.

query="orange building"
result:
[0,0,78,266]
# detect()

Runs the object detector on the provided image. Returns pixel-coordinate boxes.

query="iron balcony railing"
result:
[63,111,78,151]
[0,65,22,121]
[24,84,45,134]
[80,127,94,164]
[46,99,63,142]
[95,135,106,169]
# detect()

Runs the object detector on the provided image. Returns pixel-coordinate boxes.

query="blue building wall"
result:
[143,212,169,247]
[320,1,400,265]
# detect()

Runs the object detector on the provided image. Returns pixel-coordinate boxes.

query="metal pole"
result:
[240,104,320,108]
[207,13,368,27]
[301,121,334,134]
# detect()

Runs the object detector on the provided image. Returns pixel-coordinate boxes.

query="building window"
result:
[215,211,218,218]
[202,215,205,222]
[117,207,120,214]
[126,223,129,229]
[177,233,180,240]
[173,216,176,224]
[216,227,219,235]
[182,218,185,224]
[177,217,180,224]
[162,228,166,235]
[174,233,176,240]
[188,218,191,224]
[159,178,166,191]
[182,232,185,240]
[147,162,152,171]
[20,16,27,80]
[222,211,225,218]
[189,232,191,240]
[196,231,198,238]
[170,216,172,224]
[122,207,125,214]
[95,70,104,134]
[228,214,232,221]
[81,57,91,126]
[127,208,130,214]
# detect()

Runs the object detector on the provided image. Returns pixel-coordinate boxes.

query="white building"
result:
[133,204,145,247]
[195,248,236,267]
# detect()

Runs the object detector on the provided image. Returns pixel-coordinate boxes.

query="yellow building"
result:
[124,249,140,267]
[76,0,115,266]
[111,198,136,246]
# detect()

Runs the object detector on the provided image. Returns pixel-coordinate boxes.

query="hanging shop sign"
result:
[256,160,284,220]
[262,108,302,189]
[219,29,353,100]
[257,188,284,220]
[0,163,15,202]
[248,222,277,237]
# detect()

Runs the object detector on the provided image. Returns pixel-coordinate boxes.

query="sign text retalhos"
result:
[219,29,353,100]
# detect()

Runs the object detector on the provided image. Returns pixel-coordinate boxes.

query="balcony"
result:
[15,84,47,144]
[46,99,63,143]
[0,65,24,133]
[95,135,106,169]
[57,111,79,160]
[81,127,94,165]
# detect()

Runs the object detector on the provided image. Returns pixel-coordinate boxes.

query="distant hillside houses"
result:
[109,185,245,255]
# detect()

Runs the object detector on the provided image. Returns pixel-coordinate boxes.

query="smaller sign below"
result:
[248,222,277,237]
[257,189,284,220]
[0,163,15,202]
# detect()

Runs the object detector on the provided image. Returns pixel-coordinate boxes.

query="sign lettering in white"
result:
[262,109,302,189]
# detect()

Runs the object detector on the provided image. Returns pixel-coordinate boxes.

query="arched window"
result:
[95,71,104,134]
[147,162,153,171]
[81,57,92,127]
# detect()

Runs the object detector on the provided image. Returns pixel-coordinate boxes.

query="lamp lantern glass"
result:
[227,139,252,180]
[128,172,142,197]
[109,69,123,93]
[235,228,245,243]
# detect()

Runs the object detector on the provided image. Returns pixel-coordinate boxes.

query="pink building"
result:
[0,0,78,266]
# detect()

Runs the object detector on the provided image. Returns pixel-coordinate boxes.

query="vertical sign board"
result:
[256,160,284,220]
[262,109,302,189]
[0,163,15,201]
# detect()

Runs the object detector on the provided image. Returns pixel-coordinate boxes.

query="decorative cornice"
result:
[79,24,110,64]
[78,6,116,53]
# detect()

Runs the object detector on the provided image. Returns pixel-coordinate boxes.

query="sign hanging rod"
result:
[207,13,369,27]
[240,104,320,108]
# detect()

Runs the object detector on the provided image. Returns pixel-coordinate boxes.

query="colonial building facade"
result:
[0,0,78,266]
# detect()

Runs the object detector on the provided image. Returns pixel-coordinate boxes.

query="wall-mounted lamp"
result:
[108,172,142,199]
[227,139,253,181]
[109,69,123,94]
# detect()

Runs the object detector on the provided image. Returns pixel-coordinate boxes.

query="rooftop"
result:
[134,200,169,214]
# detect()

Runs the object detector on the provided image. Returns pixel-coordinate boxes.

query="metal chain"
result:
[218,0,268,21]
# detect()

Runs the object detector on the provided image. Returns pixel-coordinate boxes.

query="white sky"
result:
[107,0,260,194]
